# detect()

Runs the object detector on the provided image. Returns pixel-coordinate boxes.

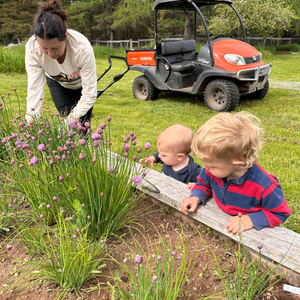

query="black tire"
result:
[204,79,240,112]
[248,80,269,100]
[132,75,159,101]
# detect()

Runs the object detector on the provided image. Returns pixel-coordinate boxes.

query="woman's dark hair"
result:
[33,0,68,41]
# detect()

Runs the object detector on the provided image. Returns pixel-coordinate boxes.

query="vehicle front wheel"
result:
[204,79,240,112]
[132,75,159,101]
[249,80,269,100]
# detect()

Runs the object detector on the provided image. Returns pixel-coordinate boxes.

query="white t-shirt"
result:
[25,29,97,121]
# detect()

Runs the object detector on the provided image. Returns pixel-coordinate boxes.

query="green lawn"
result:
[1,52,300,233]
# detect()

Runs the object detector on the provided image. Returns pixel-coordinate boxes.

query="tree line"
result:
[0,0,299,44]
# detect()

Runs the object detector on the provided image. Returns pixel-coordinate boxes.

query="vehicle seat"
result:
[160,40,197,72]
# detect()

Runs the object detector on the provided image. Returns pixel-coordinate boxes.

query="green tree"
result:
[205,0,297,38]
[0,0,38,43]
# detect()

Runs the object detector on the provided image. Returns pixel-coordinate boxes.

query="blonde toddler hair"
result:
[191,112,263,168]
[157,124,194,155]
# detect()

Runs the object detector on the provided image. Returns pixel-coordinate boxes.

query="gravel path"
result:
[269,80,300,91]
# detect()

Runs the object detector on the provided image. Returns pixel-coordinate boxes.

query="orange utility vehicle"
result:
[126,0,271,112]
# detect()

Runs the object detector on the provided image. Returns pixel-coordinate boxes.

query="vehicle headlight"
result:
[224,54,246,65]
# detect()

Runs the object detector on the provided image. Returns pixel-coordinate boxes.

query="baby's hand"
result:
[180,196,200,215]
[139,155,156,166]
[226,214,254,234]
[187,182,196,190]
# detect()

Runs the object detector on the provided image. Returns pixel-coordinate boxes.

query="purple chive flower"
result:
[19,122,24,127]
[132,141,136,146]
[94,140,99,147]
[143,172,147,177]
[157,255,162,261]
[81,203,85,207]
[40,214,44,218]
[130,132,134,137]
[108,166,114,173]
[70,121,76,129]
[145,142,150,149]
[87,215,91,219]
[66,173,70,178]
[79,153,85,160]
[29,162,33,166]
[137,148,141,153]
[47,204,51,209]
[101,239,105,244]
[76,228,80,233]
[11,159,15,164]
[133,176,142,185]
[52,196,57,201]
[100,192,104,196]
[257,244,262,250]
[38,129,43,135]
[61,210,65,214]
[134,255,143,264]
[80,140,86,146]
[92,133,101,140]
[57,135,61,140]
[7,92,10,95]
[100,122,106,129]
[2,212,6,216]
[84,121,91,128]
[58,176,64,182]
[171,251,176,257]
[8,204,12,208]
[124,144,130,152]
[37,144,46,151]
[72,234,77,239]
[132,155,137,161]
[31,156,38,164]
[13,87,17,91]
[107,116,111,121]
[7,245,13,251]
[152,276,158,282]
[50,160,55,165]
[68,131,73,138]
[154,234,158,239]
[97,127,103,134]
[92,157,97,163]
[124,153,128,157]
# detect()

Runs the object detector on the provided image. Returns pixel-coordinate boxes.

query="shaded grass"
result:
[1,53,300,233]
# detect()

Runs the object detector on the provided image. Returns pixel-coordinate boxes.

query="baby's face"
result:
[157,146,180,166]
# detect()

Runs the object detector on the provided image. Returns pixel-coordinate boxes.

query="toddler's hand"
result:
[187,182,196,190]
[139,156,156,166]
[180,196,200,215]
[226,214,254,234]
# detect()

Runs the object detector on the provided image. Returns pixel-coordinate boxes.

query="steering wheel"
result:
[211,33,225,40]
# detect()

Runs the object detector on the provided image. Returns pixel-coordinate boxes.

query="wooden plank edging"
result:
[137,168,300,286]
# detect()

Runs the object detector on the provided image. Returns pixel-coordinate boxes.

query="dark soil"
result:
[0,196,298,300]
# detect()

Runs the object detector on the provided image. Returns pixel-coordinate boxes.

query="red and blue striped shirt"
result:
[190,163,292,230]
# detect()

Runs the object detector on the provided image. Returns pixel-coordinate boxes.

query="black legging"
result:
[46,76,93,124]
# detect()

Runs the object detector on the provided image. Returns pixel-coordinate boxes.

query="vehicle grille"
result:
[244,55,261,64]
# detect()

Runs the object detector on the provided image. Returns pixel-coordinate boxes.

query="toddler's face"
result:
[201,157,237,179]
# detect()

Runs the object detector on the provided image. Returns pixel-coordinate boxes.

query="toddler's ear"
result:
[232,159,246,168]
[177,153,186,161]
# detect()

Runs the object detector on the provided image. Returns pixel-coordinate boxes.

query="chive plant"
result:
[110,229,196,299]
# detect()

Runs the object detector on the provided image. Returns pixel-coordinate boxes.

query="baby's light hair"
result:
[191,112,264,167]
[157,124,194,155]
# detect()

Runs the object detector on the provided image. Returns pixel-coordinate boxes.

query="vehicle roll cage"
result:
[153,0,247,67]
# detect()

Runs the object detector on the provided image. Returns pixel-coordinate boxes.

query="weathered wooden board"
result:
[138,168,300,286]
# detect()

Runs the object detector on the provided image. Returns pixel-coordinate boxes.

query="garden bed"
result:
[0,196,298,300]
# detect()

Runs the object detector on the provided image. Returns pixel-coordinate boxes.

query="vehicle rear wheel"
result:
[249,80,269,100]
[204,79,240,112]
[132,75,159,101]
